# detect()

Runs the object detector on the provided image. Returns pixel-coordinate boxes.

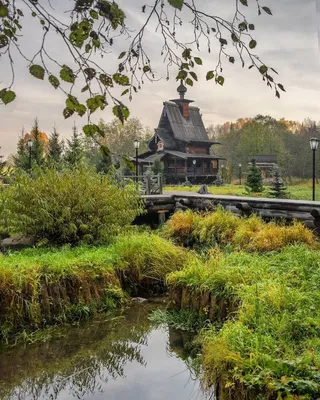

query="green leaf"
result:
[189,71,198,81]
[66,95,80,110]
[231,33,239,42]
[0,34,8,49]
[48,75,60,89]
[112,104,130,124]
[84,67,96,80]
[121,88,129,96]
[77,104,87,117]
[100,74,113,87]
[238,22,247,32]
[81,84,89,92]
[249,24,255,31]
[0,5,9,18]
[118,51,126,59]
[239,0,248,5]
[186,77,193,86]
[89,10,99,19]
[63,107,74,119]
[194,57,202,65]
[206,71,214,81]
[31,11,36,17]
[85,43,91,53]
[216,76,225,86]
[83,124,99,137]
[278,84,286,92]
[0,88,6,99]
[112,73,129,86]
[249,39,257,49]
[86,95,106,113]
[167,0,184,11]
[176,70,188,80]
[259,65,268,74]
[229,56,235,64]
[2,90,16,105]
[182,48,191,60]
[262,6,272,15]
[276,90,280,99]
[60,65,75,83]
[29,65,45,80]
[143,65,151,73]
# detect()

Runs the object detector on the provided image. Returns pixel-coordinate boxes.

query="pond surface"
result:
[0,302,211,400]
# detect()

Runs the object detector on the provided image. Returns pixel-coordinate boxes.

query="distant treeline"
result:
[207,115,320,180]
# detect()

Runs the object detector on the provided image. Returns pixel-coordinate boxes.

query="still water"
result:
[0,302,211,400]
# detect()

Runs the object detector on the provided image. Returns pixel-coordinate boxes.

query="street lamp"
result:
[239,163,242,185]
[134,139,140,181]
[27,139,33,171]
[193,159,196,182]
[310,137,319,201]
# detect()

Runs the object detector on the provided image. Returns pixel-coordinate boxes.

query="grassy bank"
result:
[165,182,320,201]
[167,246,320,399]
[0,233,189,343]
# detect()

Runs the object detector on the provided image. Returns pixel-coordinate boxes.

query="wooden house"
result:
[248,155,278,179]
[138,83,224,183]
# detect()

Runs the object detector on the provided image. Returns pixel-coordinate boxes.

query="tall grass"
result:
[164,208,317,252]
[0,233,189,342]
[168,246,320,398]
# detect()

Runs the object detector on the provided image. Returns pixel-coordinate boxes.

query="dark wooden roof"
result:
[249,155,278,163]
[163,101,209,142]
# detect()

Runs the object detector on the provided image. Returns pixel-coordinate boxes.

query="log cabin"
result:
[138,82,225,184]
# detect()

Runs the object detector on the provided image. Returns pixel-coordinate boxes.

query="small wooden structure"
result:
[249,155,278,179]
[138,83,225,184]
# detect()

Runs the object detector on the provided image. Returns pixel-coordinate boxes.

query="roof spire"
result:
[177,80,187,99]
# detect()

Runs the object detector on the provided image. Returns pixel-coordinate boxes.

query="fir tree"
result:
[269,166,289,198]
[14,128,30,171]
[64,123,85,166]
[245,159,264,193]
[30,118,45,166]
[48,125,64,167]
[151,156,164,176]
[96,148,112,174]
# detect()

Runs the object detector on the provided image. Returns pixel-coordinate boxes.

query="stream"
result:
[0,302,211,400]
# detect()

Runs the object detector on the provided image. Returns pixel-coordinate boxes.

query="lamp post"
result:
[27,139,33,171]
[239,163,242,185]
[134,139,140,182]
[193,159,196,182]
[310,137,319,201]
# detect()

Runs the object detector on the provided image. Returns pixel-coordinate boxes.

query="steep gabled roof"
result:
[162,101,209,142]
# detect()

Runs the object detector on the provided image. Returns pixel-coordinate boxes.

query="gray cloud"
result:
[1,0,320,157]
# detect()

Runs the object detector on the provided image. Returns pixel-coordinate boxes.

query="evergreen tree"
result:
[0,148,6,179]
[14,128,30,171]
[64,123,85,166]
[245,159,264,193]
[151,156,164,176]
[269,166,289,198]
[96,149,112,174]
[30,118,45,166]
[48,125,64,167]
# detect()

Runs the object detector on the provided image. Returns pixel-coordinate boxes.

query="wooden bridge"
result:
[141,191,320,231]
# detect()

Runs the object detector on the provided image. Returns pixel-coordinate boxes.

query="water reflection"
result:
[0,303,210,400]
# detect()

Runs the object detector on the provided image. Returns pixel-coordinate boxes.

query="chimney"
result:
[182,102,189,119]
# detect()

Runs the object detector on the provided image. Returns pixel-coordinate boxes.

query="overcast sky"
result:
[1,0,320,157]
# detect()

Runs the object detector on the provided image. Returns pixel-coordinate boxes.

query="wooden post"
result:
[157,210,168,225]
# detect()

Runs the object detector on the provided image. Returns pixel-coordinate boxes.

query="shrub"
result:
[0,167,144,245]
[165,209,317,252]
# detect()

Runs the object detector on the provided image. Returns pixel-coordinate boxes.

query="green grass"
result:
[0,233,190,342]
[167,246,320,399]
[165,182,320,201]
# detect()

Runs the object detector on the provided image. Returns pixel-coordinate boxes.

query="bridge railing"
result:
[123,174,163,195]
